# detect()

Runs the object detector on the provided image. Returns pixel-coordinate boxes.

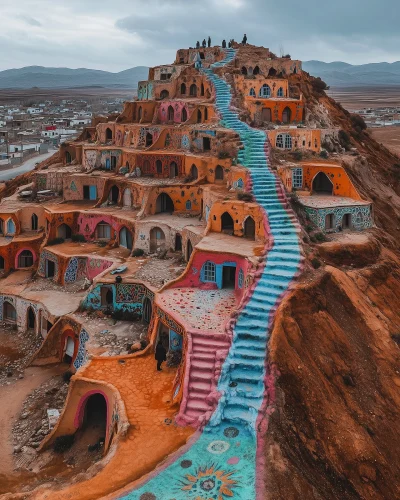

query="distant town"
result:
[0,96,127,168]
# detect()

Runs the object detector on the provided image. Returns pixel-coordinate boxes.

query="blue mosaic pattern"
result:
[64,257,79,283]
[38,250,59,279]
[304,204,372,232]
[73,328,90,370]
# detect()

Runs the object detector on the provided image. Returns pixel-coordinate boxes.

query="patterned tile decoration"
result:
[64,257,79,283]
[70,181,77,192]
[233,178,244,190]
[76,258,87,280]
[303,205,372,232]
[181,134,190,150]
[156,306,184,335]
[144,288,155,301]
[73,327,90,370]
[169,330,183,351]
[115,283,146,304]
[38,250,59,279]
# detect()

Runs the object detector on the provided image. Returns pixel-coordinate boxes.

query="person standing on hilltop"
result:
[202,39,207,48]
[242,34,247,45]
[222,40,226,48]
[196,41,200,49]
[208,36,211,47]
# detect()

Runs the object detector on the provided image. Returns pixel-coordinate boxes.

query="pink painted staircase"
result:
[176,331,231,427]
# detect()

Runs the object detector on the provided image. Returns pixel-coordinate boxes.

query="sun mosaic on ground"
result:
[0,36,373,499]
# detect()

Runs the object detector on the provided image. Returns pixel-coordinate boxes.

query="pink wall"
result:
[158,101,189,124]
[77,214,121,241]
[86,258,114,280]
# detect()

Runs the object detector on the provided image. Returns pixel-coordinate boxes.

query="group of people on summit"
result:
[195,34,248,50]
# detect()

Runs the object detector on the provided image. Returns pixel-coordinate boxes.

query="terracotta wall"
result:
[245,98,304,125]
[146,185,203,215]
[268,128,321,152]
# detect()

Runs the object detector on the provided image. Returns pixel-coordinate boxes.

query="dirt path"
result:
[0,365,63,476]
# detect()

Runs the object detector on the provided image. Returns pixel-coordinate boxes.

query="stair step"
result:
[189,380,212,393]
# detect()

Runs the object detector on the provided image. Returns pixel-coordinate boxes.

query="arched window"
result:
[215,165,224,181]
[200,83,205,96]
[244,217,256,240]
[0,256,4,270]
[27,306,36,330]
[156,193,174,213]
[160,89,169,99]
[190,164,198,179]
[0,218,3,234]
[204,107,208,121]
[146,133,153,147]
[181,108,188,122]
[277,87,284,97]
[108,185,119,204]
[186,239,193,261]
[138,106,142,121]
[57,223,72,240]
[3,301,16,322]
[312,172,333,195]
[276,134,292,150]
[292,168,303,189]
[167,105,175,122]
[156,160,163,174]
[282,107,292,124]
[190,84,197,97]
[110,156,117,169]
[143,159,151,173]
[268,68,277,77]
[202,261,216,282]
[197,109,202,123]
[7,219,15,235]
[105,128,112,141]
[221,212,234,232]
[186,200,192,210]
[253,66,260,75]
[123,188,132,207]
[31,213,38,230]
[241,66,248,75]
[169,161,178,179]
[150,227,165,253]
[249,88,256,97]
[65,151,72,164]
[259,84,271,98]
[180,83,186,95]
[18,250,34,268]
[96,222,111,240]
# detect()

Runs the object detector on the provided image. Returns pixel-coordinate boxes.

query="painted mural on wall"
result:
[73,327,90,370]
[304,205,373,232]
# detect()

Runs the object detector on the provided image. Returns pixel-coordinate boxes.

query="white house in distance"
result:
[9,142,41,153]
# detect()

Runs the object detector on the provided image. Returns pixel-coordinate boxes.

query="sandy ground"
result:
[369,127,400,157]
[328,86,400,111]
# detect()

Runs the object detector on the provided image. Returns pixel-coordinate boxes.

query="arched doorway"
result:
[160,89,169,99]
[312,172,333,195]
[180,83,186,95]
[80,393,107,441]
[57,223,72,240]
[342,213,352,230]
[109,185,119,204]
[241,66,248,75]
[244,217,256,240]
[190,164,198,179]
[186,239,193,261]
[150,227,165,253]
[190,84,197,97]
[325,214,335,231]
[142,297,152,324]
[156,193,174,213]
[31,213,38,230]
[175,233,182,252]
[146,133,153,147]
[156,160,163,175]
[268,68,277,77]
[200,83,205,96]
[18,250,34,268]
[167,105,175,122]
[119,227,133,250]
[169,162,178,179]
[3,301,16,323]
[123,188,132,207]
[197,109,202,123]
[65,151,72,164]
[101,286,113,307]
[63,336,75,364]
[27,307,36,330]
[215,165,224,181]
[181,108,188,122]
[282,107,292,124]
[253,66,260,75]
[105,128,113,141]
[221,212,234,232]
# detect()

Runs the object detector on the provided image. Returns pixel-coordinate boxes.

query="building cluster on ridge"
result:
[0,42,373,463]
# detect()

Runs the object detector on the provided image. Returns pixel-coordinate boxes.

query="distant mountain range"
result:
[0,66,149,89]
[1,61,399,89]
[303,60,400,86]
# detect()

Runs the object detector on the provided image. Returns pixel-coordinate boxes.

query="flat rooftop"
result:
[197,232,261,259]
[298,195,371,209]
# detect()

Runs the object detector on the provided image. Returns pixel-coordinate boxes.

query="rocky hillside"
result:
[264,75,400,499]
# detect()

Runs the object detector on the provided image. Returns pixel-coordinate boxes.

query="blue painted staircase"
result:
[119,49,302,500]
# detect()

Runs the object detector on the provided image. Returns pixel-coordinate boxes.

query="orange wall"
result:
[268,129,321,152]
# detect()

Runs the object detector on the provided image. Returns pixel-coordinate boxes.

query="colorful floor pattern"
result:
[116,49,302,500]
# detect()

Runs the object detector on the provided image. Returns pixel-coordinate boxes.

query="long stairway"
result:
[119,49,302,500]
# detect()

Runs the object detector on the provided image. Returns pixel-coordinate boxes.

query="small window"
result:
[96,223,111,240]
[7,219,16,235]
[292,168,303,189]
[277,87,284,97]
[259,84,271,98]
[249,88,256,97]
[202,261,216,282]
[31,213,38,230]
[277,134,292,149]
[156,160,163,174]
[18,250,34,268]
[186,200,192,210]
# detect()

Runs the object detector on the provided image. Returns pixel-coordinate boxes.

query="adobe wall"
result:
[268,128,321,152]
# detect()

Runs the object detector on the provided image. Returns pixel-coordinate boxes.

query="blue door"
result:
[89,185,97,200]
[105,158,111,170]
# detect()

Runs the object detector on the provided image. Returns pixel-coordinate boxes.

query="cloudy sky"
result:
[0,0,398,71]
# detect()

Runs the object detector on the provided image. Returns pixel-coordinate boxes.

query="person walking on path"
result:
[155,341,167,371]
